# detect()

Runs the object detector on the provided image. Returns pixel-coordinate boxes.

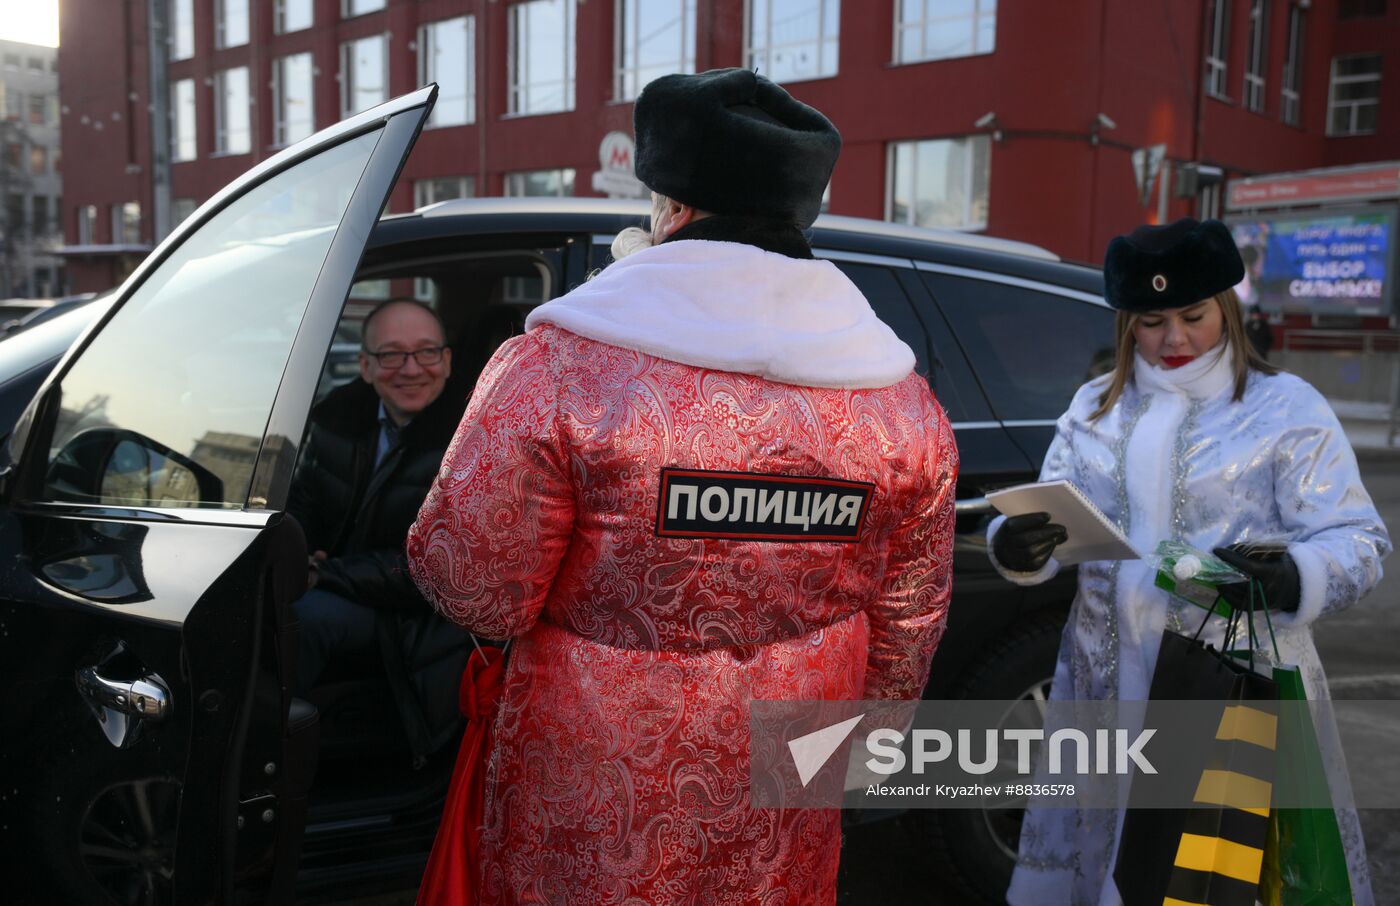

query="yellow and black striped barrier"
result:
[1162,704,1277,906]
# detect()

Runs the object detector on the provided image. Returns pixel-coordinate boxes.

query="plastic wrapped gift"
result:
[1150,540,1247,617]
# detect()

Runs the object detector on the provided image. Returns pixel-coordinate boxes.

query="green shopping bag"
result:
[1258,664,1353,906]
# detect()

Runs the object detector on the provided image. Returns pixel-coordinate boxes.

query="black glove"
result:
[993,512,1068,573]
[1213,545,1301,613]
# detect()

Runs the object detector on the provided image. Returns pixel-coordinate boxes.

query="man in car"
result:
[288,297,471,764]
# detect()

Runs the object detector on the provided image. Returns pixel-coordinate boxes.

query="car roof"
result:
[369,198,1104,297]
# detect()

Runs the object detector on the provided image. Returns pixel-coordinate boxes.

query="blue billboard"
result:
[1229,208,1396,316]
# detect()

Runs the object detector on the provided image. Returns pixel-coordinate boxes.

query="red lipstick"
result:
[1160,355,1196,369]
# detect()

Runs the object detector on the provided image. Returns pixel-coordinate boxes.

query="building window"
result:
[3,87,20,121]
[274,53,315,146]
[747,0,840,84]
[1243,0,1268,112]
[2,54,19,70]
[887,136,991,231]
[1281,4,1304,126]
[214,67,252,155]
[113,202,141,245]
[33,199,49,237]
[173,198,199,227]
[8,194,27,240]
[215,0,249,50]
[343,0,386,18]
[419,17,475,127]
[77,204,97,244]
[1338,0,1387,17]
[26,57,43,74]
[172,79,196,161]
[1328,54,1382,135]
[505,169,576,197]
[507,0,577,116]
[28,94,46,125]
[170,0,194,59]
[1205,0,1230,98]
[30,145,47,175]
[3,142,19,168]
[275,0,313,33]
[414,177,475,209]
[615,0,696,101]
[341,35,388,116]
[894,0,996,65]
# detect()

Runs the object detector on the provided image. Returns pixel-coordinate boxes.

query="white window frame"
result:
[171,78,197,162]
[745,0,841,84]
[884,136,991,232]
[614,0,697,101]
[341,34,389,118]
[274,0,314,34]
[214,0,250,50]
[1205,0,1231,98]
[893,0,996,65]
[1281,4,1304,126]
[214,66,252,155]
[342,0,386,19]
[77,204,97,244]
[169,0,195,61]
[1243,0,1268,112]
[413,177,475,210]
[273,53,316,147]
[1327,54,1382,136]
[504,169,577,197]
[418,16,476,127]
[112,202,141,245]
[507,0,578,116]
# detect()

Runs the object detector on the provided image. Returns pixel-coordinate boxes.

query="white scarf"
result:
[1133,338,1234,400]
[524,239,916,390]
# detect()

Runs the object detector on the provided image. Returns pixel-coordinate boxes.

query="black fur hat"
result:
[1103,218,1245,312]
[633,68,841,229]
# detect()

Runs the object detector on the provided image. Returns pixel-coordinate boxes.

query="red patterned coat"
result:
[407,239,958,905]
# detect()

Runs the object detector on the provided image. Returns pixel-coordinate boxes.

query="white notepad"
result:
[985,479,1141,565]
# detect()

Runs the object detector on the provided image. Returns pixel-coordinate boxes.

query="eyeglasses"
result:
[365,346,445,369]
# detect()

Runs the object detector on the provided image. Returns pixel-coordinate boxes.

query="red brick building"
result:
[57,0,1399,294]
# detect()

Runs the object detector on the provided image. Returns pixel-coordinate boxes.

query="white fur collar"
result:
[1133,340,1234,400]
[524,239,916,389]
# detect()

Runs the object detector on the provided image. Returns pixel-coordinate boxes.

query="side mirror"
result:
[46,427,224,507]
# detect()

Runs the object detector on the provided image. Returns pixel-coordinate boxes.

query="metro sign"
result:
[591,130,647,199]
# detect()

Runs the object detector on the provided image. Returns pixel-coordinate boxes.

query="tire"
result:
[914,611,1065,906]
[23,745,180,906]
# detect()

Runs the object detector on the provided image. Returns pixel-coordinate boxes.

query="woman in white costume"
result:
[990,218,1391,906]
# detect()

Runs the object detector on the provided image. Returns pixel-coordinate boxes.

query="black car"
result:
[0,87,1113,905]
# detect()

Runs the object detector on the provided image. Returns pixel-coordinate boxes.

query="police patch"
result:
[656,468,873,542]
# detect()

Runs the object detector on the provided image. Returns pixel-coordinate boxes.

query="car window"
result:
[923,272,1116,422]
[35,129,384,510]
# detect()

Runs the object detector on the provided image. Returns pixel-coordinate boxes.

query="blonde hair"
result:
[1089,287,1279,421]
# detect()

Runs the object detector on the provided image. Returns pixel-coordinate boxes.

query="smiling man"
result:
[286,298,471,765]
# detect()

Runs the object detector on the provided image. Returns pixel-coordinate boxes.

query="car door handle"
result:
[954,497,994,518]
[76,666,172,722]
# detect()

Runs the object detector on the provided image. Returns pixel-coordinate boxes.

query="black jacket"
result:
[288,377,472,759]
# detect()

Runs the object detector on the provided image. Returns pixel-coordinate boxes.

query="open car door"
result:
[0,86,436,905]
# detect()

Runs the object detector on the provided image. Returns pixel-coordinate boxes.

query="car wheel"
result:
[27,761,181,906]
[914,611,1064,906]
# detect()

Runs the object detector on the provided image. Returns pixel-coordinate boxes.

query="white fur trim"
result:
[985,514,1063,586]
[524,239,916,389]
[1273,541,1330,629]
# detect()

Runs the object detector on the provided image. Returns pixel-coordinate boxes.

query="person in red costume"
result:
[406,68,959,906]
